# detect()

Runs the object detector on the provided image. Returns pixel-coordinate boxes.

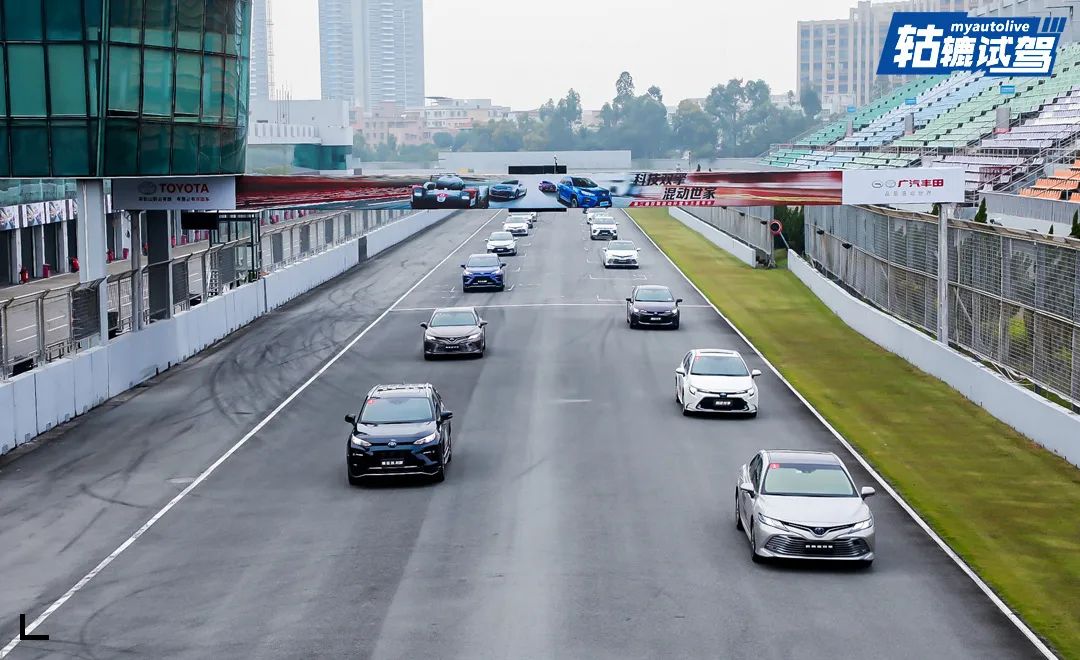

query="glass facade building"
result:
[0,0,252,178]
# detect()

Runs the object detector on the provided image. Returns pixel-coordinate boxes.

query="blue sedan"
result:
[556,176,612,208]
[461,253,507,292]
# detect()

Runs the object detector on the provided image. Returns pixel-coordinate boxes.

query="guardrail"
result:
[0,208,413,379]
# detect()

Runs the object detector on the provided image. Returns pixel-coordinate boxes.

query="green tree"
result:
[672,99,717,159]
[974,198,988,223]
[1070,210,1080,239]
[704,79,775,157]
[1048,224,1054,235]
[432,132,454,149]
[799,84,822,119]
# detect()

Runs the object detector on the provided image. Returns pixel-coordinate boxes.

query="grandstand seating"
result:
[761,42,1080,201]
[1019,159,1080,200]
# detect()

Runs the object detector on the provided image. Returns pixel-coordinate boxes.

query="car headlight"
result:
[687,385,699,395]
[729,387,755,396]
[580,190,595,197]
[350,434,371,448]
[757,513,787,530]
[413,431,438,445]
[467,331,482,340]
[631,307,641,313]
[849,518,874,532]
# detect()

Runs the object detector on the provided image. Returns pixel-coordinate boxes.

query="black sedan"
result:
[421,307,487,359]
[626,285,683,329]
[490,179,527,200]
[345,383,453,483]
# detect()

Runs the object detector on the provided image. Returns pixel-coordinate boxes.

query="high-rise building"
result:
[0,0,253,178]
[797,0,976,113]
[318,0,425,110]
[250,0,275,101]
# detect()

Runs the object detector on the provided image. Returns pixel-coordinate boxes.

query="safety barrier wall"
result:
[667,208,758,267]
[0,210,457,455]
[788,253,1080,467]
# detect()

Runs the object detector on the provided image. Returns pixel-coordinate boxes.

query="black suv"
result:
[345,384,453,484]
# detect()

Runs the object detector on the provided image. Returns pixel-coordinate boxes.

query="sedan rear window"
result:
[761,463,857,497]
[360,397,434,424]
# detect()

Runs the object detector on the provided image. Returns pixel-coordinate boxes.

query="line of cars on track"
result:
[344,209,878,565]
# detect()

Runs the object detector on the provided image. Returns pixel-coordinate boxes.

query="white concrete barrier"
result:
[789,254,1080,468]
[667,208,758,267]
[1,210,455,456]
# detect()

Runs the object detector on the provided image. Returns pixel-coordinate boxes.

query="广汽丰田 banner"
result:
[877,12,1067,77]
[232,168,964,211]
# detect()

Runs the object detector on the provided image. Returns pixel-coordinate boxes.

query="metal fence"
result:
[805,204,1080,407]
[678,206,775,257]
[1,208,414,378]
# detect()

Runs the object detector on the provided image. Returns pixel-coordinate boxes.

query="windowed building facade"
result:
[0,0,253,178]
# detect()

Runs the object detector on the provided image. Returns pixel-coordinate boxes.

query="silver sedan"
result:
[735,450,876,566]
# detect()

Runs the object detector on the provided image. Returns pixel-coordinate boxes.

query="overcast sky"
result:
[271,0,860,109]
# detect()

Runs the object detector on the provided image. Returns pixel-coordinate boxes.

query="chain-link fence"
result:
[1,208,416,379]
[678,206,775,257]
[805,204,1080,408]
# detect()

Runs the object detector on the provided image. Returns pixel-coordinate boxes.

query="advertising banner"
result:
[878,12,1066,77]
[23,202,46,227]
[112,177,238,211]
[236,168,964,210]
[0,206,17,231]
[841,167,965,205]
[47,200,66,224]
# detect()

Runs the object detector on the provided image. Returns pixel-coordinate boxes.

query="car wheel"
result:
[672,319,680,330]
[497,284,505,291]
[571,196,579,208]
[750,526,763,563]
[735,493,744,531]
[347,469,362,487]
[423,352,432,361]
[747,410,758,419]
[433,466,446,483]
[629,316,638,329]
[675,382,681,403]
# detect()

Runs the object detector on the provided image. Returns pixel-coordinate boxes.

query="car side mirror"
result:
[419,322,428,329]
[478,320,487,327]
[751,369,762,378]
[738,482,756,497]
[675,298,683,304]
[344,414,356,425]
[460,264,466,268]
[625,297,632,302]
[440,411,454,421]
[636,248,641,251]
[500,263,507,268]
[675,366,686,376]
[860,486,876,499]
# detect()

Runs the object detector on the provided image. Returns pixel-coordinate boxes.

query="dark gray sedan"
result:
[422,307,487,359]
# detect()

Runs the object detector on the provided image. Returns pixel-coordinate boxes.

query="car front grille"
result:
[697,396,748,411]
[764,536,870,558]
[435,336,469,344]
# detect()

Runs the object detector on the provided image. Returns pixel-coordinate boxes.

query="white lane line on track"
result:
[391,302,630,312]
[620,209,1058,660]
[0,208,503,660]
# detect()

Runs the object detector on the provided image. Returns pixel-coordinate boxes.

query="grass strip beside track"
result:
[630,208,1080,658]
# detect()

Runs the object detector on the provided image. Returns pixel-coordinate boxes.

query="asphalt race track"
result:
[0,210,1042,659]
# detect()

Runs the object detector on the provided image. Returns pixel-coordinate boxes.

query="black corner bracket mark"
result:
[20,613,49,641]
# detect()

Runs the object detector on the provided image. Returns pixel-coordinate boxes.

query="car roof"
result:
[368,383,434,398]
[692,349,742,357]
[763,450,842,465]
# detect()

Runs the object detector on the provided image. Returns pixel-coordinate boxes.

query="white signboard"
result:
[842,168,965,205]
[112,177,237,211]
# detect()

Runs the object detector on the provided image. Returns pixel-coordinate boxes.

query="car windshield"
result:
[430,311,477,327]
[761,462,857,497]
[490,232,512,240]
[502,180,518,184]
[467,255,500,268]
[573,177,598,187]
[636,288,674,302]
[608,241,635,250]
[592,216,615,224]
[359,396,434,424]
[690,355,748,376]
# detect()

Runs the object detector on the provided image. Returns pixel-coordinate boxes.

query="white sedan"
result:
[675,349,761,417]
[602,240,640,268]
[503,218,530,236]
